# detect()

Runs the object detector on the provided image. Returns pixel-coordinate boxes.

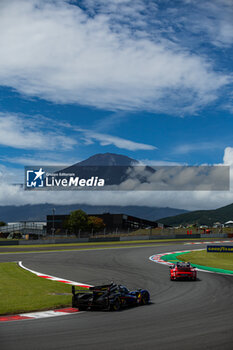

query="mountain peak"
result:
[77,153,139,166]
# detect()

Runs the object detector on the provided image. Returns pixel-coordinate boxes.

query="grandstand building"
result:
[46,213,158,235]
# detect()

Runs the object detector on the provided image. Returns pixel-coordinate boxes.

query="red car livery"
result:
[169,262,197,281]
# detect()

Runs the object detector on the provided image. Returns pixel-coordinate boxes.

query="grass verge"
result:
[0,262,85,315]
[179,250,233,271]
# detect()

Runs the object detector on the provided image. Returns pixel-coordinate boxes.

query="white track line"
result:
[184,240,233,245]
[18,261,92,288]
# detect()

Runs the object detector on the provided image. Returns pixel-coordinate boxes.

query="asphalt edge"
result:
[18,261,93,288]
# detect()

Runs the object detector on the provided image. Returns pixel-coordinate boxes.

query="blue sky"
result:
[0,0,233,209]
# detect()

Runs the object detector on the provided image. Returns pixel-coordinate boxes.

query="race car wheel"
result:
[77,305,87,311]
[140,292,150,305]
[111,297,121,311]
[72,296,77,308]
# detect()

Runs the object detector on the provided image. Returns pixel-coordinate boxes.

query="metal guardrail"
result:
[1,232,232,246]
[0,223,46,235]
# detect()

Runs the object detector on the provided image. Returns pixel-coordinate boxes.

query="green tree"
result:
[62,217,70,234]
[68,210,88,234]
[88,216,105,233]
[0,221,6,227]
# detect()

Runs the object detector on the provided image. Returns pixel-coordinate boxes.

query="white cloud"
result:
[152,0,233,49]
[0,0,231,114]
[113,165,228,191]
[194,0,233,47]
[0,165,24,184]
[78,129,156,151]
[0,113,77,150]
[173,142,222,155]
[1,155,80,167]
[223,147,233,165]
[0,146,232,210]
[0,112,155,152]
[138,159,183,166]
[0,180,232,211]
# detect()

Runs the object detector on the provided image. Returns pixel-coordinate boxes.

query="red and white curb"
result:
[18,261,93,288]
[0,262,93,322]
[0,308,81,322]
[184,240,233,245]
[149,248,233,276]
[149,249,203,267]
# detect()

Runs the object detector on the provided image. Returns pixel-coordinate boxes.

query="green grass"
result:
[0,262,85,315]
[179,250,233,271]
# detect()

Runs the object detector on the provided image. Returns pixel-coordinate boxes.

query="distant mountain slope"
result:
[61,153,138,173]
[158,203,233,226]
[59,152,153,186]
[76,153,139,166]
[0,204,188,222]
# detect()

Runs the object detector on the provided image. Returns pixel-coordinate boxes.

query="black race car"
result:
[72,283,150,311]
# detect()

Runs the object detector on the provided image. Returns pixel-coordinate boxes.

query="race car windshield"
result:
[177,262,190,268]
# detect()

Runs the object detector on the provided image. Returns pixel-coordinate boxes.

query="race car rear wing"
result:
[89,283,117,291]
[72,283,118,296]
[72,286,92,296]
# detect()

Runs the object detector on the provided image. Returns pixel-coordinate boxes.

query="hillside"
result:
[158,203,233,226]
[0,204,188,222]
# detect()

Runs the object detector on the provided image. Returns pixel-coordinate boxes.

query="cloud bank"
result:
[76,128,156,151]
[0,0,231,114]
[0,147,233,210]
[0,112,156,153]
[0,113,76,150]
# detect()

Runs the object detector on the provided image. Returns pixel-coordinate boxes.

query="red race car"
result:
[169,262,197,281]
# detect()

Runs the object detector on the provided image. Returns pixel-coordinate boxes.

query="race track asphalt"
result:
[0,243,233,350]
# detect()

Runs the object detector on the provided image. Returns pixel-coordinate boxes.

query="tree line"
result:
[64,210,105,234]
